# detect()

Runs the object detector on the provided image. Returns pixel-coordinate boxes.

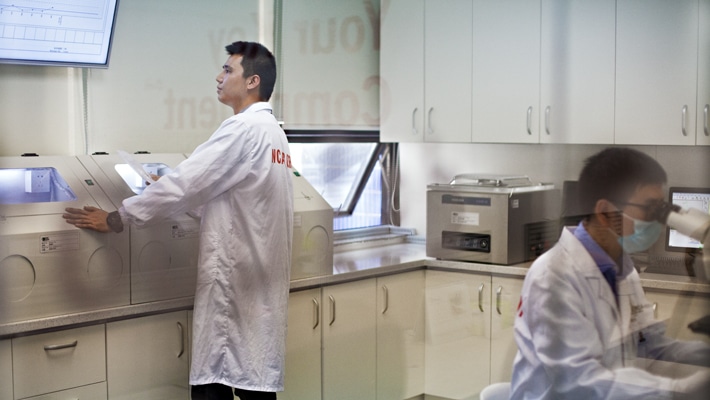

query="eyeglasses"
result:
[613,200,670,222]
[615,202,656,212]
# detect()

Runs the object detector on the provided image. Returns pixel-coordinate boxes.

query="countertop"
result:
[2,242,708,339]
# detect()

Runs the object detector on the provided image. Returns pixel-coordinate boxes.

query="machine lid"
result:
[449,174,532,187]
[78,153,186,201]
[427,174,554,194]
[0,156,109,218]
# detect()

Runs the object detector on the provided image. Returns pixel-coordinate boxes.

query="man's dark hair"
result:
[578,147,667,216]
[225,41,276,101]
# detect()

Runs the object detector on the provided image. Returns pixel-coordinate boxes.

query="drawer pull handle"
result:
[329,295,336,326]
[382,285,389,314]
[44,340,78,351]
[526,106,533,135]
[427,107,434,135]
[478,283,485,312]
[177,322,185,358]
[496,286,503,315]
[412,108,418,136]
[681,105,688,136]
[312,298,320,329]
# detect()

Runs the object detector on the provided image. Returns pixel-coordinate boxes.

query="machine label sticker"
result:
[451,211,480,226]
[40,232,80,253]
[442,195,491,206]
[511,199,519,208]
[171,224,199,240]
[294,214,303,228]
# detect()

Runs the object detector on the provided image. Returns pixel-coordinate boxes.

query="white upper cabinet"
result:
[472,0,541,143]
[424,0,473,143]
[540,0,616,144]
[699,0,710,145]
[615,0,699,145]
[380,0,472,143]
[380,0,425,142]
[381,0,706,146]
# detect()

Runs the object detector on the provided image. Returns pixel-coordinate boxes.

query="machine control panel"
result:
[442,231,491,253]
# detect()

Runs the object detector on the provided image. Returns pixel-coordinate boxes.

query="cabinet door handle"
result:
[544,106,551,135]
[381,285,389,314]
[704,104,709,136]
[478,283,485,312]
[329,295,336,326]
[526,106,533,135]
[653,302,658,319]
[496,286,503,315]
[681,105,688,136]
[412,108,419,136]
[427,107,434,135]
[312,298,320,329]
[44,340,78,351]
[177,322,185,358]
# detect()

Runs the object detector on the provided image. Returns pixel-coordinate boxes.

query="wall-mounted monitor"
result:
[0,0,119,68]
[666,186,710,252]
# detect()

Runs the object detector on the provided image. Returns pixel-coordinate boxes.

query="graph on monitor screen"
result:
[0,0,119,67]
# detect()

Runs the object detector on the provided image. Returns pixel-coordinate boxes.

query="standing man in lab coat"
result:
[64,41,293,400]
[511,147,710,400]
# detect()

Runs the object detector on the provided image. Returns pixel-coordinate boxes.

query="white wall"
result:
[0,0,258,157]
[0,65,77,156]
[399,143,710,236]
[278,0,380,129]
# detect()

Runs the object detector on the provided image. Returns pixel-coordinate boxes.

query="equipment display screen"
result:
[667,187,710,251]
[0,0,119,67]
[0,167,77,204]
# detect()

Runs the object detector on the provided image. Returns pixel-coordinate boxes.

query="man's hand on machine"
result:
[63,206,112,233]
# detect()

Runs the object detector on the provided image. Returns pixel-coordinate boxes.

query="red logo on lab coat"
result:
[272,148,292,168]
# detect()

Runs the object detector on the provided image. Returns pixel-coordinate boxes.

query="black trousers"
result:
[191,383,277,400]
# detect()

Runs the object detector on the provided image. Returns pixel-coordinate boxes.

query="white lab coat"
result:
[511,227,710,400]
[119,102,293,392]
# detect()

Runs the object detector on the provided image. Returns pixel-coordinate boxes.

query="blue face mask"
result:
[618,215,663,253]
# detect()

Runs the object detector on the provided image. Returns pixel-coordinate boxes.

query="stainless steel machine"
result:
[291,170,333,280]
[427,174,561,265]
[80,152,333,298]
[0,155,130,323]
[78,153,200,304]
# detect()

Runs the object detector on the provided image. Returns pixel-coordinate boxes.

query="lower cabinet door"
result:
[644,290,710,343]
[424,270,492,399]
[377,271,426,400]
[490,275,525,383]
[22,382,107,400]
[0,340,12,400]
[322,279,377,400]
[281,289,322,400]
[107,311,190,400]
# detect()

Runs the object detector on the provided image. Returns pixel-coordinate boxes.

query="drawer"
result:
[22,382,107,400]
[12,325,106,399]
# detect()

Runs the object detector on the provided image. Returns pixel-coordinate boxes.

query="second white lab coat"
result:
[119,102,293,392]
[511,227,710,399]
